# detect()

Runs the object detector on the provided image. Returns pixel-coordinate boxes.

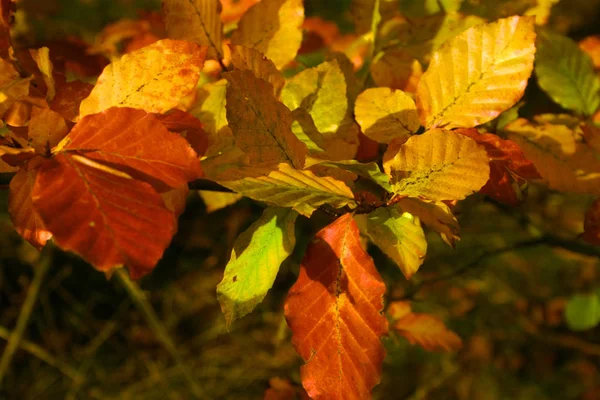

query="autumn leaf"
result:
[231,0,304,70]
[580,35,600,70]
[58,107,202,191]
[225,69,307,169]
[9,159,52,250]
[155,109,208,157]
[220,0,259,24]
[32,155,176,279]
[505,117,600,195]
[582,198,600,245]
[285,214,388,399]
[384,129,490,201]
[582,123,600,155]
[0,58,32,117]
[79,39,207,117]
[535,30,600,117]
[222,163,356,217]
[29,47,55,101]
[395,198,460,247]
[229,45,285,97]
[217,207,297,327]
[416,16,536,129]
[162,0,223,60]
[189,78,230,156]
[389,301,463,352]
[457,128,541,206]
[308,159,392,192]
[50,79,93,121]
[28,107,68,154]
[370,50,423,93]
[354,87,420,144]
[367,207,427,279]
[198,191,242,213]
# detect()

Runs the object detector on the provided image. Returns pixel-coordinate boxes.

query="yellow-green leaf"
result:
[396,197,460,246]
[198,191,243,213]
[225,69,307,169]
[535,30,600,117]
[217,207,297,327]
[367,207,427,279]
[230,0,304,69]
[162,0,224,59]
[384,129,490,201]
[80,40,206,117]
[222,163,356,217]
[190,79,231,157]
[355,87,420,144]
[416,16,536,129]
[505,117,600,195]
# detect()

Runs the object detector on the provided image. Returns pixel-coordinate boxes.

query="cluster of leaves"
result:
[1,0,600,398]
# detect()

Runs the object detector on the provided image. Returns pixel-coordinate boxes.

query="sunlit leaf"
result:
[396,197,460,247]
[217,207,297,327]
[367,207,427,278]
[222,163,356,217]
[80,39,207,117]
[308,159,392,192]
[231,0,304,69]
[189,78,231,156]
[355,87,420,144]
[416,16,536,129]
[225,69,307,169]
[162,0,223,59]
[285,214,388,399]
[384,129,490,201]
[580,35,600,70]
[198,191,243,213]
[535,30,600,117]
[29,47,55,101]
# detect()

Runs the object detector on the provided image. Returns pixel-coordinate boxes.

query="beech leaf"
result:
[582,198,600,246]
[355,87,420,144]
[384,129,490,201]
[231,0,304,70]
[79,39,207,117]
[396,198,460,247]
[229,45,285,98]
[416,16,536,129]
[285,214,388,399]
[367,207,427,279]
[217,207,297,327]
[535,30,600,117]
[28,107,69,154]
[162,0,224,60]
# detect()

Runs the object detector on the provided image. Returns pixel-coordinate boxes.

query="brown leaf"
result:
[285,214,387,399]
[582,198,600,245]
[50,78,94,121]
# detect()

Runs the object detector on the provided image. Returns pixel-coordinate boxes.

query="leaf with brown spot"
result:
[285,214,388,399]
[79,39,207,117]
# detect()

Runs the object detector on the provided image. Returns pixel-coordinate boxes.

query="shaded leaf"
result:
[396,197,460,246]
[80,39,207,117]
[231,0,304,69]
[384,129,490,201]
[162,0,223,59]
[229,45,285,97]
[565,292,600,331]
[367,207,427,279]
[370,50,423,93]
[155,109,208,157]
[309,159,392,192]
[355,87,419,144]
[9,159,52,249]
[28,107,68,154]
[29,47,55,101]
[217,207,297,327]
[535,30,600,117]
[225,69,307,169]
[285,214,388,399]
[416,16,536,129]
[582,198,600,245]
[222,163,356,217]
[50,79,93,121]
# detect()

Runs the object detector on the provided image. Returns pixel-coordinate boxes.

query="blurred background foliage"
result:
[1,0,600,399]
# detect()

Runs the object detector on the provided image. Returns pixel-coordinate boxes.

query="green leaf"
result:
[535,30,600,117]
[217,207,298,327]
[565,292,600,331]
[367,207,427,279]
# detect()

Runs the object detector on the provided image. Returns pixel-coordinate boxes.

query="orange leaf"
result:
[285,214,388,399]
[389,302,462,352]
[156,109,208,157]
[582,198,600,245]
[32,154,176,279]
[59,107,202,191]
[9,158,52,250]
[580,35,600,70]
[457,128,541,206]
[28,107,69,154]
[220,0,259,24]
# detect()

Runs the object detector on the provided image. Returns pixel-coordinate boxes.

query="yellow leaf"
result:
[231,0,304,69]
[390,302,463,352]
[367,207,427,279]
[28,107,68,154]
[396,197,460,246]
[162,0,223,60]
[80,39,207,117]
[29,47,55,101]
[189,79,232,156]
[225,69,307,169]
[384,129,490,201]
[198,191,243,212]
[222,163,356,217]
[229,45,285,97]
[370,50,423,93]
[416,16,536,129]
[505,117,600,195]
[355,87,420,144]
[0,59,31,117]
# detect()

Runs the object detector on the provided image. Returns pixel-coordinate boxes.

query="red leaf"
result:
[61,107,202,191]
[9,158,52,249]
[457,128,541,205]
[32,154,176,278]
[156,109,208,157]
[582,198,600,245]
[285,214,388,400]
